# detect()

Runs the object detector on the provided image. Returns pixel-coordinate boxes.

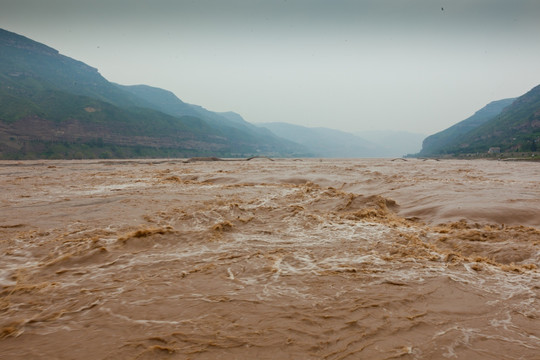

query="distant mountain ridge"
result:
[0,28,309,159]
[259,123,425,158]
[418,85,540,156]
[258,122,380,158]
[355,130,425,157]
[116,84,290,151]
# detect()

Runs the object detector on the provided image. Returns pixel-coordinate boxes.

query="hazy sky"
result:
[2,0,540,134]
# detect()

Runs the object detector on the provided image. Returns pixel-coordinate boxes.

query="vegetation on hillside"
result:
[0,28,309,159]
[417,85,540,158]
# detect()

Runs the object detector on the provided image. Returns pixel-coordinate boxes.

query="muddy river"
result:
[1,158,538,359]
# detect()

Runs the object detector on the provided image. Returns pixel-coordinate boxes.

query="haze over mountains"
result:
[355,130,426,158]
[259,123,425,158]
[1,27,538,159]
[0,28,421,159]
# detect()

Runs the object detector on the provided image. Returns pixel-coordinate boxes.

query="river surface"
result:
[1,158,539,359]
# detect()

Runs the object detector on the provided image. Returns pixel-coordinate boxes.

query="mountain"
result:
[115,84,302,155]
[355,130,426,157]
[418,98,515,156]
[460,85,540,153]
[0,29,144,109]
[115,84,253,131]
[0,28,308,159]
[418,85,540,156]
[258,122,381,158]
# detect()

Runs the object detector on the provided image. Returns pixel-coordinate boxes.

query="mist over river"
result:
[1,158,539,359]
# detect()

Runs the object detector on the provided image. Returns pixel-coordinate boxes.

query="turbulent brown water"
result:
[1,158,539,359]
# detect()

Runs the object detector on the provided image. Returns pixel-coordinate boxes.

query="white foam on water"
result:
[99,307,196,326]
[2,159,539,359]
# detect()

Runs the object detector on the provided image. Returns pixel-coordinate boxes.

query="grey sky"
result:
[2,0,540,134]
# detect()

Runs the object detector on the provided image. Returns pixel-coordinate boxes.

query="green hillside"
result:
[419,98,515,156]
[457,85,540,153]
[0,28,308,159]
[418,85,540,157]
[0,29,142,109]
